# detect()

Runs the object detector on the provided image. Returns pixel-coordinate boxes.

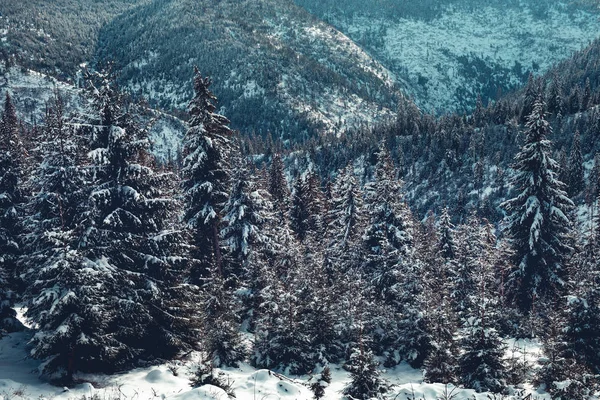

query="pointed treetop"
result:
[438,206,457,260]
[189,67,219,126]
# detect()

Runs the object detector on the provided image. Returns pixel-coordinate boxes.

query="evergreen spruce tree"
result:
[394,236,431,368]
[437,207,458,260]
[252,244,314,375]
[521,73,538,123]
[252,207,331,373]
[453,214,482,322]
[362,144,414,302]
[546,72,564,118]
[20,91,85,312]
[289,168,325,243]
[557,148,569,189]
[582,77,592,110]
[20,92,95,379]
[221,153,272,283]
[253,206,343,372]
[459,318,506,393]
[569,86,582,114]
[534,305,575,398]
[0,91,25,334]
[457,219,506,393]
[289,175,310,242]
[268,153,289,215]
[309,366,331,399]
[201,270,246,367]
[23,72,200,381]
[423,207,459,381]
[179,69,245,368]
[339,270,388,399]
[189,352,236,398]
[181,67,234,281]
[501,98,574,313]
[325,165,364,284]
[86,71,199,367]
[423,269,456,384]
[221,152,273,334]
[302,235,344,365]
[361,145,419,366]
[548,236,600,397]
[343,345,387,400]
[586,153,600,208]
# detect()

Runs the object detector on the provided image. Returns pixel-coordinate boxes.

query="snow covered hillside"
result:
[0,329,547,400]
[94,0,400,140]
[327,3,600,113]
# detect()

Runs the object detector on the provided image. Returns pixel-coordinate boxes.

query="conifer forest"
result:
[2,1,600,399]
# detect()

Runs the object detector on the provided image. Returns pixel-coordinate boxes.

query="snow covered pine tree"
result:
[0,92,25,335]
[22,72,199,381]
[501,97,574,314]
[181,68,244,368]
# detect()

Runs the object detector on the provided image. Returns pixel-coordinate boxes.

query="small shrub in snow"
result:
[190,355,236,398]
[342,347,389,400]
[309,366,331,399]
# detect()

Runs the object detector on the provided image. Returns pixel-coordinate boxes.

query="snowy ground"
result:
[0,326,549,400]
[339,3,600,113]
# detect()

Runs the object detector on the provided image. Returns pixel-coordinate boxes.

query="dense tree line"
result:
[244,37,600,230]
[0,59,599,399]
[294,0,568,22]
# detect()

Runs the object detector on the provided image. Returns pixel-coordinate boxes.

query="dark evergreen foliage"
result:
[0,92,25,334]
[309,366,331,400]
[567,130,584,197]
[190,353,236,398]
[457,219,507,393]
[22,73,200,381]
[268,153,290,215]
[289,169,325,243]
[200,272,246,368]
[501,98,574,313]
[362,145,414,302]
[342,346,388,400]
[252,265,315,374]
[5,10,600,394]
[181,67,234,281]
[325,165,364,283]
[458,320,506,393]
[221,155,272,282]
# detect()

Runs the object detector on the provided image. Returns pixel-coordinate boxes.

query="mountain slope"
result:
[0,0,150,77]
[297,0,600,113]
[94,0,400,139]
[3,0,597,140]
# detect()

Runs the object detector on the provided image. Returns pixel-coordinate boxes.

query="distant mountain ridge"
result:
[94,0,400,139]
[296,0,600,114]
[1,0,599,140]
